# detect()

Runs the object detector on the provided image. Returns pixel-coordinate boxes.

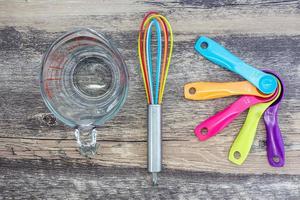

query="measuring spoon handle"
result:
[184,81,267,100]
[264,105,285,167]
[194,36,277,94]
[228,105,263,165]
[194,96,254,141]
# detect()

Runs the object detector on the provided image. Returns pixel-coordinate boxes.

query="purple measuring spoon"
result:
[263,70,285,167]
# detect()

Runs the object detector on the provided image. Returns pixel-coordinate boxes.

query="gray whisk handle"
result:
[147,104,162,173]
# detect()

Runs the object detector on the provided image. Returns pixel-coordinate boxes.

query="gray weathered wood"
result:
[1,159,300,200]
[0,0,299,199]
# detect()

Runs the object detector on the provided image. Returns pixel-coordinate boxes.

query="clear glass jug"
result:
[40,28,128,156]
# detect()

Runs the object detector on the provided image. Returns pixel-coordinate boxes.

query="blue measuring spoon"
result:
[194,36,277,94]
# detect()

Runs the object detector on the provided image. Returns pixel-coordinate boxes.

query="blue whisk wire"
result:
[146,19,162,104]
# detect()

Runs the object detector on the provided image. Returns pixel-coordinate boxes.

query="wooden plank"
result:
[2,136,300,174]
[0,159,300,199]
[0,0,299,35]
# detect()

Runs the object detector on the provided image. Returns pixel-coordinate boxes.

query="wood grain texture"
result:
[1,159,300,200]
[0,0,299,199]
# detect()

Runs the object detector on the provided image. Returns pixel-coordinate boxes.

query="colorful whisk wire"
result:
[138,12,173,105]
[138,12,173,185]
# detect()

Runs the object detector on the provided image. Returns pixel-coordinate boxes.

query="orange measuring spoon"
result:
[184,81,272,100]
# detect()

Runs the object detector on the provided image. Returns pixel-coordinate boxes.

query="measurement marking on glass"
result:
[45,82,52,99]
[49,66,63,69]
[46,78,62,81]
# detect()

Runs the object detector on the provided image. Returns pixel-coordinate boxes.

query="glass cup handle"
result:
[74,128,99,157]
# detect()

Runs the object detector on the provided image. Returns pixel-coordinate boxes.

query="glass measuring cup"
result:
[40,28,128,156]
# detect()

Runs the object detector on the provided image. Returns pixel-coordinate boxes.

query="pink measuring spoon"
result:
[194,88,278,141]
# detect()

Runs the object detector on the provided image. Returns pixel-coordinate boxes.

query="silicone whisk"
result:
[138,12,173,185]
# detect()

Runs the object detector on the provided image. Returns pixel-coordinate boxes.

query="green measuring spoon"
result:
[228,78,281,165]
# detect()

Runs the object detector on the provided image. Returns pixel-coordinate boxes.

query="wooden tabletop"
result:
[0,0,299,199]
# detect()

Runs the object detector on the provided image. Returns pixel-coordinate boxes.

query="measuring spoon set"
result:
[184,36,285,167]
